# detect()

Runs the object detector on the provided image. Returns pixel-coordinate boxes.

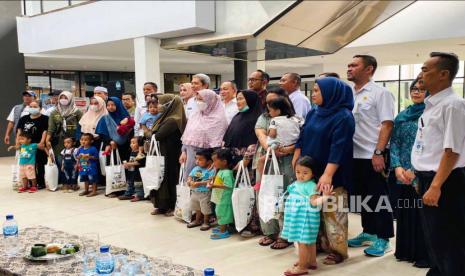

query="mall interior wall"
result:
[0,1,25,157]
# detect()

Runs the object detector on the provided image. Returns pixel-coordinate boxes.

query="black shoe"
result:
[413,260,430,269]
[426,267,440,276]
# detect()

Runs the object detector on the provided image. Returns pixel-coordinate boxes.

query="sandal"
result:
[164,210,175,217]
[271,238,292,250]
[187,222,202,228]
[79,191,89,196]
[259,236,276,246]
[200,224,211,231]
[293,263,317,270]
[323,253,344,265]
[150,209,165,215]
[86,192,98,197]
[210,231,231,240]
[284,266,308,276]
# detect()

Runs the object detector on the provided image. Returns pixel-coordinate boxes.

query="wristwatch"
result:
[374,149,384,156]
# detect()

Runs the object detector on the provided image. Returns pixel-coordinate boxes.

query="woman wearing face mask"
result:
[79,97,108,143]
[16,99,49,189]
[177,89,228,200]
[46,91,83,172]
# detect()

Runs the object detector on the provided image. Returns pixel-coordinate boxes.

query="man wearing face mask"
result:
[4,90,36,145]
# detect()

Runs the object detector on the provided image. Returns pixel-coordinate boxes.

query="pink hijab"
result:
[181,89,228,148]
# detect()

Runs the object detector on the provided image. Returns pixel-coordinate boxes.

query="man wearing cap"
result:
[4,90,36,145]
[93,86,108,101]
[43,90,60,116]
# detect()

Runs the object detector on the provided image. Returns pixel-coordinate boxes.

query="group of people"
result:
[5,52,465,276]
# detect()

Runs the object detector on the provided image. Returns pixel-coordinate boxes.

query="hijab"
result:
[223,90,262,148]
[152,94,187,134]
[315,77,354,117]
[181,89,228,148]
[57,91,78,118]
[107,97,129,123]
[395,99,425,124]
[79,96,108,135]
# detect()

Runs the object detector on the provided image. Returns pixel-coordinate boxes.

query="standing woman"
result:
[150,95,187,216]
[16,99,49,189]
[292,77,355,265]
[46,91,83,182]
[179,89,228,178]
[79,96,108,141]
[390,79,429,268]
[179,83,197,119]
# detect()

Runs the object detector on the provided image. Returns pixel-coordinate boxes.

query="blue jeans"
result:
[124,170,144,198]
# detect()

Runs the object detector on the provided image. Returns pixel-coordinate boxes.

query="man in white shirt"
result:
[410,52,465,276]
[220,81,238,124]
[134,82,158,136]
[279,73,311,119]
[347,55,395,257]
[4,90,35,145]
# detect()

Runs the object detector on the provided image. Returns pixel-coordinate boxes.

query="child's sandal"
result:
[210,231,231,240]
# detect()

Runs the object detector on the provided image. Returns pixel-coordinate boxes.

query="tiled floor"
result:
[0,157,426,276]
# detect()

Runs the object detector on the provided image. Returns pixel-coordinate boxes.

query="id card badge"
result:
[414,139,424,155]
[353,102,362,123]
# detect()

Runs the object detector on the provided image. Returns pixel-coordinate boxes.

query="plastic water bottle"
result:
[2,214,19,257]
[204,268,215,276]
[95,245,114,275]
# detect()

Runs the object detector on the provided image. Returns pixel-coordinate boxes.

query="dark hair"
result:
[30,99,42,108]
[319,72,340,79]
[131,136,144,147]
[144,82,158,90]
[296,156,316,171]
[256,70,270,83]
[122,93,136,100]
[410,78,420,92]
[147,99,159,107]
[268,97,295,117]
[196,149,213,161]
[80,133,94,141]
[64,137,75,143]
[430,52,459,82]
[285,72,301,86]
[18,132,32,140]
[353,54,378,74]
[213,148,233,166]
[266,88,296,115]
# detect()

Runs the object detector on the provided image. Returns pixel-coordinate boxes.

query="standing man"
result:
[4,90,35,145]
[93,86,108,102]
[43,90,60,116]
[279,73,311,119]
[411,52,465,276]
[191,73,210,92]
[220,81,238,124]
[248,69,269,108]
[347,55,395,257]
[134,82,158,136]
[122,92,136,118]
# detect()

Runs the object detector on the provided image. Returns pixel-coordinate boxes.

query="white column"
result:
[134,37,161,105]
[247,38,266,76]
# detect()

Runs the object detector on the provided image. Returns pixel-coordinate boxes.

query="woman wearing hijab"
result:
[292,77,355,265]
[179,89,228,178]
[179,83,197,119]
[390,79,429,268]
[46,91,83,166]
[79,96,108,138]
[150,95,187,216]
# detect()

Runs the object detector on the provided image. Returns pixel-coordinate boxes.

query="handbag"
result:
[174,164,193,223]
[44,149,59,191]
[258,148,284,223]
[231,160,255,232]
[105,149,127,195]
[140,135,165,197]
[98,142,106,176]
[11,150,21,191]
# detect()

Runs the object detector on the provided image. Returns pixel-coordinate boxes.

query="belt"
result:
[414,170,436,178]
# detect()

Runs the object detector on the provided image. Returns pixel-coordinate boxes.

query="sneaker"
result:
[18,187,29,193]
[348,232,377,247]
[28,187,38,193]
[364,239,392,257]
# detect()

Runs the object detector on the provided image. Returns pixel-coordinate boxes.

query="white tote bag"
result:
[258,148,284,223]
[105,149,127,195]
[98,142,106,176]
[140,135,165,197]
[174,164,193,223]
[44,149,59,191]
[231,161,255,232]
[11,150,21,191]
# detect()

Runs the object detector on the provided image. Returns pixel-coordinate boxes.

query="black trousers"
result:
[352,158,394,239]
[416,168,465,276]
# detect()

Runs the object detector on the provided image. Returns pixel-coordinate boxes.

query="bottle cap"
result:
[100,245,110,253]
[204,268,215,276]
[6,214,13,220]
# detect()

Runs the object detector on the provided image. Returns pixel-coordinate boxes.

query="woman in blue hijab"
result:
[390,78,429,268]
[292,76,355,265]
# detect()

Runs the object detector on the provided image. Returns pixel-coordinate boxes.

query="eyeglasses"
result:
[248,78,263,82]
[411,87,427,93]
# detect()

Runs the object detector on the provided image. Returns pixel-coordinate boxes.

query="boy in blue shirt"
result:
[186,149,215,231]
[139,99,161,138]
[77,133,99,197]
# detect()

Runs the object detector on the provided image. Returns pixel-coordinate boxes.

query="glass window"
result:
[452,78,464,98]
[375,81,399,114]
[399,80,414,112]
[81,72,106,98]
[24,0,42,16]
[26,70,51,97]
[164,74,192,94]
[107,72,135,97]
[373,65,399,81]
[50,71,79,95]
[42,0,70,13]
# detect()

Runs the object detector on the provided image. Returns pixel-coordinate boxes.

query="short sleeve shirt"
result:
[17,115,49,143]
[269,116,303,146]
[76,146,99,176]
[139,113,161,129]
[19,143,38,165]
[189,166,215,192]
[184,97,198,120]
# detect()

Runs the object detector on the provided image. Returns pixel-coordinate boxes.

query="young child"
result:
[118,137,146,202]
[60,137,78,193]
[207,148,235,240]
[186,149,215,231]
[77,133,99,197]
[139,99,161,138]
[9,132,44,193]
[281,156,334,276]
